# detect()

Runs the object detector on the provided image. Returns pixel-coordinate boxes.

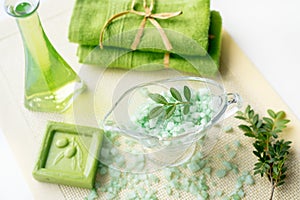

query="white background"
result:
[1,0,300,199]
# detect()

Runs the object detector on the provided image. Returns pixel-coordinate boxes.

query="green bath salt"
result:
[132,87,214,139]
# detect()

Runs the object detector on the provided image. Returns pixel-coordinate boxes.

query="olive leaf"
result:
[149,93,168,105]
[164,105,176,119]
[184,85,191,101]
[149,106,164,119]
[183,104,190,115]
[170,87,182,101]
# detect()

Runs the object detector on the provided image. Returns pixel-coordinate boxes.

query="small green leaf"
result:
[164,106,176,119]
[149,106,164,119]
[244,133,256,138]
[263,117,273,125]
[248,110,255,119]
[236,111,244,116]
[183,104,190,115]
[238,125,252,133]
[149,93,168,105]
[276,111,286,119]
[183,86,191,101]
[245,105,251,114]
[235,115,246,120]
[277,181,285,187]
[267,109,276,118]
[170,87,182,101]
[253,151,262,158]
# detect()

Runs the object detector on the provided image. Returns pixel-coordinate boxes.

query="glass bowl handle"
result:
[223,93,243,120]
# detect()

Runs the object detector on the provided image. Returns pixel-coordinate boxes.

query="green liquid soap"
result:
[6,1,86,112]
[15,2,32,14]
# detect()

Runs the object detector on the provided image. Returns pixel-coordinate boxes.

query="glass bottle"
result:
[4,0,86,113]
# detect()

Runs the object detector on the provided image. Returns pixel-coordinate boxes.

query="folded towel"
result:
[76,11,222,76]
[68,0,211,56]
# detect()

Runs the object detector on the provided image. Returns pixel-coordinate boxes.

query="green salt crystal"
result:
[196,194,205,200]
[225,144,230,151]
[201,190,209,199]
[216,169,227,178]
[197,160,207,169]
[228,150,237,159]
[237,189,245,198]
[163,168,173,180]
[233,167,239,174]
[173,190,180,199]
[144,191,158,200]
[198,182,209,191]
[232,194,241,200]
[217,153,224,159]
[235,181,243,189]
[84,188,98,200]
[127,191,137,199]
[148,174,160,184]
[189,182,199,194]
[187,161,201,172]
[165,186,173,195]
[203,167,212,175]
[137,187,147,198]
[99,167,108,175]
[233,140,242,148]
[106,192,116,200]
[170,179,180,189]
[242,171,250,176]
[223,126,233,133]
[94,182,101,189]
[109,169,121,178]
[222,161,233,170]
[99,187,107,192]
[245,174,255,185]
[194,152,204,160]
[215,190,223,197]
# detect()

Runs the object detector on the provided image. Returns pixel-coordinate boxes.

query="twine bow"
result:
[99,0,182,67]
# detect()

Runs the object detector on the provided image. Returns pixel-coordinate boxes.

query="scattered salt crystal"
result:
[245,174,255,185]
[223,161,233,170]
[223,126,233,133]
[187,161,201,173]
[216,169,227,178]
[166,121,175,130]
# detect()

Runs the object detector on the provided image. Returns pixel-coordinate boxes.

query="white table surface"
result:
[0,0,300,199]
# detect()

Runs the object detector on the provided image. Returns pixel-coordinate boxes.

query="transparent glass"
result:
[100,76,242,173]
[4,0,86,112]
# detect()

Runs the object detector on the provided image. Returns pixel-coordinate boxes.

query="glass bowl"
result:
[99,76,242,173]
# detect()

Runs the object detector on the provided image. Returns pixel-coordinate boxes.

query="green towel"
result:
[76,11,222,76]
[68,0,211,56]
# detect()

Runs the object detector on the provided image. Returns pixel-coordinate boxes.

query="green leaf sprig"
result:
[148,86,192,120]
[235,105,292,200]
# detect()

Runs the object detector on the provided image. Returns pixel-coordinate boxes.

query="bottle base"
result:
[24,80,86,113]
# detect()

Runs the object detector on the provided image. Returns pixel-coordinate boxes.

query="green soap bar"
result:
[32,121,104,189]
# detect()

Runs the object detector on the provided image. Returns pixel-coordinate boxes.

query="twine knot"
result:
[99,0,182,55]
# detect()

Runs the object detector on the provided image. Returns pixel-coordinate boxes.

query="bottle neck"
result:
[17,12,51,70]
